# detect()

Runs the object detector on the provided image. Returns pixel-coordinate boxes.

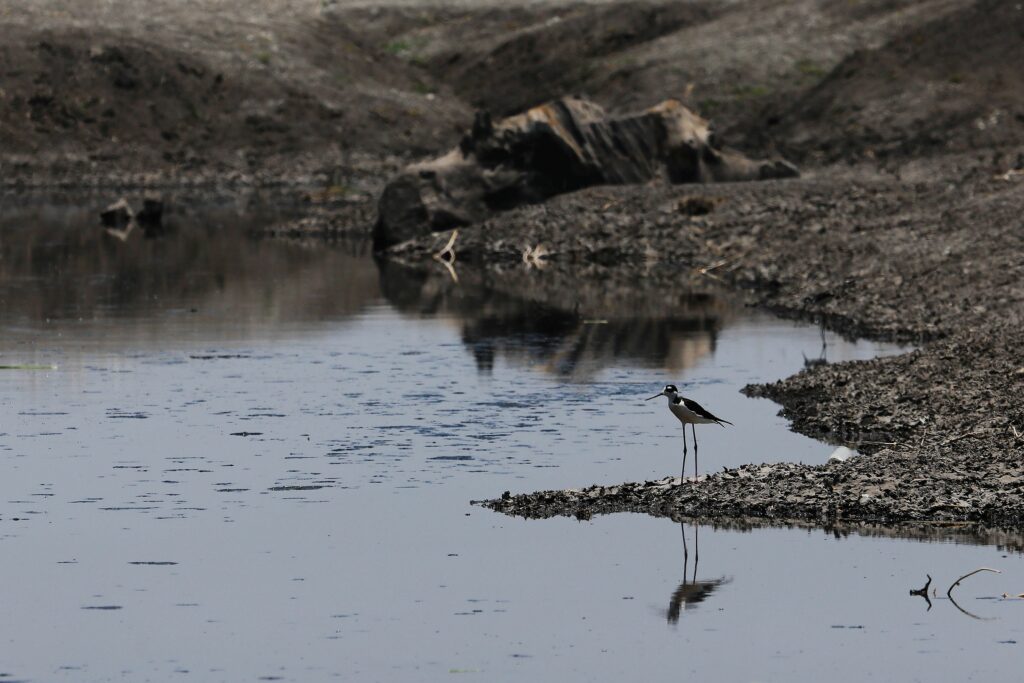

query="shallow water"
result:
[1,198,1021,681]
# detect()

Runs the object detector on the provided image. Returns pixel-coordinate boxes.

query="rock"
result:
[828,446,858,462]
[677,196,724,216]
[374,96,798,249]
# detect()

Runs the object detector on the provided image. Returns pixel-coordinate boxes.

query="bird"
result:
[646,384,733,481]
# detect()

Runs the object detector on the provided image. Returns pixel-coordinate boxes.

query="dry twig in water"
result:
[909,574,932,611]
[434,229,458,263]
[946,567,1001,620]
[947,567,1001,598]
[433,230,460,282]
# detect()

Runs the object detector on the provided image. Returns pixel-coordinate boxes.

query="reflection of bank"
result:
[666,522,729,626]
[378,259,738,379]
[0,200,381,348]
[3,197,740,373]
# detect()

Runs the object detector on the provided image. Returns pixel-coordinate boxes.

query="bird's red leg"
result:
[692,424,699,480]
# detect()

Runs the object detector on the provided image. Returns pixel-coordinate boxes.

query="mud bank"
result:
[480,336,1024,525]
[479,465,1024,527]
[389,161,1023,340]
[448,158,1024,524]
[480,321,1024,525]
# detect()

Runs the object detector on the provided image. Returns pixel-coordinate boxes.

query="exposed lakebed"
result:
[1,200,1021,681]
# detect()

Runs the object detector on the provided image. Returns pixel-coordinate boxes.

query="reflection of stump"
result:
[100,197,134,230]
[374,96,798,249]
[100,196,164,240]
[137,197,164,233]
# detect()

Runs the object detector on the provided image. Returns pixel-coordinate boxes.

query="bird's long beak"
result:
[645,393,663,401]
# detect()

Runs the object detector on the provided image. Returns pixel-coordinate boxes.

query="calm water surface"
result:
[1,197,1021,682]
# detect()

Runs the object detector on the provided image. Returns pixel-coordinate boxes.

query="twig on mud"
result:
[940,429,989,446]
[947,567,1001,598]
[1011,425,1022,439]
[697,259,731,280]
[522,243,550,269]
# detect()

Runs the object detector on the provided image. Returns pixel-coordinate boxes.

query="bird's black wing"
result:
[682,397,733,425]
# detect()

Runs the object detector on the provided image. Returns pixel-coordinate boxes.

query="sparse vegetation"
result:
[384,39,411,55]
[795,58,826,78]
[732,84,770,99]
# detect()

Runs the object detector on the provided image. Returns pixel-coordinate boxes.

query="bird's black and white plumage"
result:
[646,384,733,481]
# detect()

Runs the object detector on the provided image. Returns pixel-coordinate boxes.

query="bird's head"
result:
[646,384,679,401]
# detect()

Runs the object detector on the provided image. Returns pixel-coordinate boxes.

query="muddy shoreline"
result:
[463,166,1024,524]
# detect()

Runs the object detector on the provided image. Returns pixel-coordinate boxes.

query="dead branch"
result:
[947,567,1001,598]
[944,568,1000,620]
[434,229,459,263]
[910,574,932,596]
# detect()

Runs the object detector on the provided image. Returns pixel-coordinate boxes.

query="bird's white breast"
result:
[669,400,716,425]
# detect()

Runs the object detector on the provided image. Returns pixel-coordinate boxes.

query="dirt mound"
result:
[2,0,988,176]
[414,1,717,116]
[332,0,972,162]
[775,0,1024,162]
[0,22,468,171]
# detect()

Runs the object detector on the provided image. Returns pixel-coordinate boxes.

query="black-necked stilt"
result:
[646,384,733,480]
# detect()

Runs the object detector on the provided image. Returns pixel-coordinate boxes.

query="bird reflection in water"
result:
[802,325,829,369]
[666,522,730,625]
